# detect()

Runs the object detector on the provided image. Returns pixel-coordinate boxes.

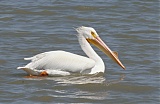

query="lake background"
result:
[0,0,159,104]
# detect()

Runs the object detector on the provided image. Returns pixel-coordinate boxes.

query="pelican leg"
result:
[24,74,39,78]
[24,72,48,78]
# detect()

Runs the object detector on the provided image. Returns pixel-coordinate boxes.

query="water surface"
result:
[0,0,159,104]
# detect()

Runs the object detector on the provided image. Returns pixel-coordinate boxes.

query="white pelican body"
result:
[17,26,125,76]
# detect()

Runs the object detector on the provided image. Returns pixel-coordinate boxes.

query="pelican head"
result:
[76,26,98,39]
[76,26,126,70]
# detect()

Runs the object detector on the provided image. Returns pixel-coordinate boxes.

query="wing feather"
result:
[23,51,95,73]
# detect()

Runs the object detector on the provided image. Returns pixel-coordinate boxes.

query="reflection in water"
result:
[56,74,125,85]
[25,73,125,85]
[104,74,125,86]
[22,73,125,101]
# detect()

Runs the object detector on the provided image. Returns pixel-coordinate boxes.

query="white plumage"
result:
[17,26,125,76]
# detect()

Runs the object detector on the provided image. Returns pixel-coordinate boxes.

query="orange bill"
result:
[87,36,126,70]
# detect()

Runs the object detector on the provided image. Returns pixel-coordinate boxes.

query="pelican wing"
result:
[18,51,95,75]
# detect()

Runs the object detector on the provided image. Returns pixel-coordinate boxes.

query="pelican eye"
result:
[91,31,97,38]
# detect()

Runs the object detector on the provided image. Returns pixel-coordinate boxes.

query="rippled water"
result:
[0,0,159,104]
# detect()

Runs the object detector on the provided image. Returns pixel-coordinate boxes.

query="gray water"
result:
[0,0,159,104]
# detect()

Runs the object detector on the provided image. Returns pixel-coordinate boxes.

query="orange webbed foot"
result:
[40,71,48,77]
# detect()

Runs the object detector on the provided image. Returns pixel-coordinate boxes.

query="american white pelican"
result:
[17,26,125,76]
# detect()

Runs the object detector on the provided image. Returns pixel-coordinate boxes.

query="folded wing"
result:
[17,51,95,75]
